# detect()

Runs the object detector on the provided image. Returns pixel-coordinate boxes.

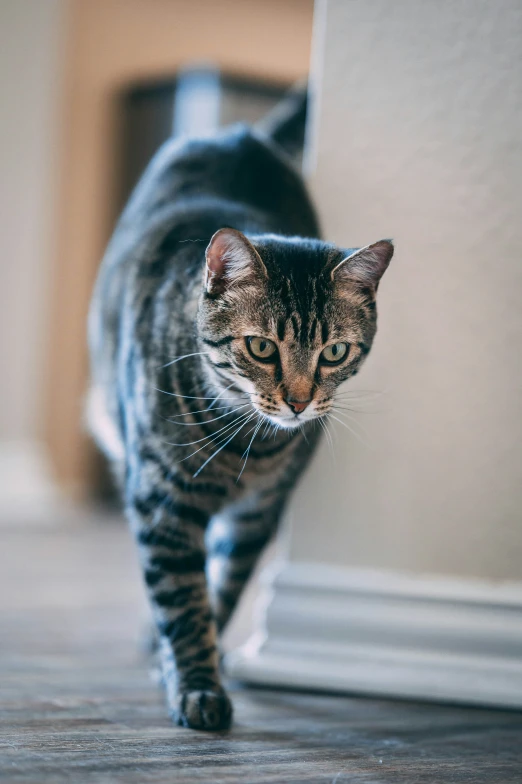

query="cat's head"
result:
[197,228,393,430]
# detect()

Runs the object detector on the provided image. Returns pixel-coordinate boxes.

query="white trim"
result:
[225,561,522,708]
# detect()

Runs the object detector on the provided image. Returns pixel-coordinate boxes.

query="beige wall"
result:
[288,0,522,580]
[0,0,64,442]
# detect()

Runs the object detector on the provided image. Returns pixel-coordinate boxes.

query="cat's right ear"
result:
[205,228,267,296]
[331,240,394,291]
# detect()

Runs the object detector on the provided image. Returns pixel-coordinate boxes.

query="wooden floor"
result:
[2,511,522,783]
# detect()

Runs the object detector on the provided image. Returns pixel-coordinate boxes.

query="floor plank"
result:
[1,512,522,783]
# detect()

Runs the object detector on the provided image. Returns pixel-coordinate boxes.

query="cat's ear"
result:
[331,240,394,290]
[205,228,267,296]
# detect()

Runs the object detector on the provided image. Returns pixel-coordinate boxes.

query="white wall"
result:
[289,0,522,581]
[0,0,64,442]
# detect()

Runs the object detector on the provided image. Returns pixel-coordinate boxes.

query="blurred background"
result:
[1,0,522,709]
[0,0,314,512]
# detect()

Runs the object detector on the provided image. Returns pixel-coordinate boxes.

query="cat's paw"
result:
[174,689,233,731]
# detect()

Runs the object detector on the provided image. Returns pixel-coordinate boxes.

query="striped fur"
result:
[87,121,392,730]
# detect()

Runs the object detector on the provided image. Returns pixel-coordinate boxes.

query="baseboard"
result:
[225,561,522,709]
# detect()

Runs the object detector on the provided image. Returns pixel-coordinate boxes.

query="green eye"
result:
[246,336,277,361]
[321,342,349,364]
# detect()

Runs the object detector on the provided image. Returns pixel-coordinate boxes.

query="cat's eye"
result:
[320,342,349,365]
[246,336,277,362]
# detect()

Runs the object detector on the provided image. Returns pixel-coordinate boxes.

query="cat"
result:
[87,89,393,731]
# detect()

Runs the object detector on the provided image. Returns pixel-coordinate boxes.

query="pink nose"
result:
[286,398,311,415]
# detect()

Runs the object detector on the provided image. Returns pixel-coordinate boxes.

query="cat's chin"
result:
[261,413,314,431]
[278,419,305,431]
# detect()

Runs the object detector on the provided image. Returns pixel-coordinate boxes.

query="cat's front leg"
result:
[126,484,232,731]
[207,498,284,634]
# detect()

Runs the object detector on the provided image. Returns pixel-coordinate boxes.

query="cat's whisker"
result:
[333,394,385,414]
[166,411,252,447]
[166,403,242,419]
[153,386,249,401]
[318,416,335,462]
[332,407,368,425]
[158,351,211,370]
[328,413,370,449]
[331,404,374,415]
[206,382,238,409]
[330,407,371,439]
[192,414,256,478]
[332,399,381,410]
[168,403,250,426]
[336,386,384,394]
[261,419,272,440]
[324,419,335,456]
[334,389,386,402]
[236,416,264,482]
[167,385,248,419]
[178,412,255,466]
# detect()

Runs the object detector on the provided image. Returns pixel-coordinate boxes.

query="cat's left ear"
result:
[331,240,394,290]
[205,228,267,296]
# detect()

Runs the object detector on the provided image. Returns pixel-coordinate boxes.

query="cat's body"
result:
[88,110,393,730]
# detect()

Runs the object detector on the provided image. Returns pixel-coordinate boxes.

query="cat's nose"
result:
[285,398,311,415]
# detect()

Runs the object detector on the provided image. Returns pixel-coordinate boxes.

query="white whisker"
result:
[168,403,250,426]
[261,420,272,440]
[158,351,210,370]
[318,416,335,461]
[167,383,245,419]
[332,404,373,415]
[192,414,255,477]
[207,382,237,409]
[330,407,371,440]
[154,387,248,401]
[328,413,369,448]
[334,389,386,403]
[178,412,255,465]
[237,417,263,482]
[167,403,240,419]
[167,411,252,447]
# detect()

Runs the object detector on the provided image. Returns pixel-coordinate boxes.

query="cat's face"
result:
[197,229,393,430]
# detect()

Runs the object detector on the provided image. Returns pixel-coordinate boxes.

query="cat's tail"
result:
[256,80,309,157]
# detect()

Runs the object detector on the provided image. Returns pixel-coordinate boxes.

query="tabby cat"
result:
[87,91,393,731]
